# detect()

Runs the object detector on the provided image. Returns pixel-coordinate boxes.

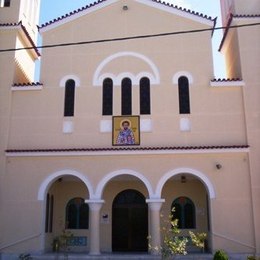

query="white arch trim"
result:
[98,72,156,86]
[172,71,194,85]
[93,52,160,86]
[95,169,154,199]
[116,72,136,85]
[155,168,216,199]
[60,75,81,87]
[37,169,94,201]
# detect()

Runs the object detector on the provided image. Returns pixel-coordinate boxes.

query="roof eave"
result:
[219,14,260,52]
[39,0,215,33]
[5,145,250,157]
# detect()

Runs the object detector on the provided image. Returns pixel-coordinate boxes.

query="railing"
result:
[0,233,42,250]
[213,232,255,250]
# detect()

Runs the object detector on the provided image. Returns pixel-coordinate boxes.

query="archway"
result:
[39,172,92,252]
[158,169,215,253]
[112,189,148,252]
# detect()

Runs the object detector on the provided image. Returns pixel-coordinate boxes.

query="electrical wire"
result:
[0,22,259,53]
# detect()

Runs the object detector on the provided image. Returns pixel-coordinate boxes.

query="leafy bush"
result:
[148,208,207,259]
[213,250,229,260]
[247,256,260,260]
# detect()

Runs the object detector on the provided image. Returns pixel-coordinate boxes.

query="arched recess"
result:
[155,168,216,199]
[93,51,160,86]
[38,169,94,201]
[95,169,154,199]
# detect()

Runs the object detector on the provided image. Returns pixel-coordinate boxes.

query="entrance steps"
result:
[30,253,214,260]
[1,253,252,259]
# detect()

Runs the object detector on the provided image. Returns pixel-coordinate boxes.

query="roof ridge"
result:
[39,0,214,29]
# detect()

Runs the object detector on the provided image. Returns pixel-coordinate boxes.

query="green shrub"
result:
[247,256,260,260]
[213,250,229,260]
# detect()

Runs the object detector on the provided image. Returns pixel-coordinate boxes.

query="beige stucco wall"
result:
[235,19,260,253]
[1,151,254,253]
[1,0,259,256]
[8,1,247,149]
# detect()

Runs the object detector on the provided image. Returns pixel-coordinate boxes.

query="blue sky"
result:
[39,0,226,77]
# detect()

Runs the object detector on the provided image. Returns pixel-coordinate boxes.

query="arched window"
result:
[102,78,113,115]
[121,78,132,115]
[66,198,89,229]
[45,193,54,233]
[171,197,195,229]
[140,77,151,115]
[178,76,190,114]
[64,79,75,117]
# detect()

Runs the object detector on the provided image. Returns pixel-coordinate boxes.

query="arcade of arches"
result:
[43,172,211,254]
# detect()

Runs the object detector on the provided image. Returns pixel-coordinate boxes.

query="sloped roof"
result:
[219,13,260,51]
[0,21,40,57]
[39,0,215,32]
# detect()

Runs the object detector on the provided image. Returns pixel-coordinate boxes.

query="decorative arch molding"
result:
[155,168,216,199]
[95,169,154,199]
[116,72,136,85]
[99,72,156,86]
[172,71,194,85]
[93,51,160,86]
[136,72,155,84]
[37,169,94,201]
[60,75,81,87]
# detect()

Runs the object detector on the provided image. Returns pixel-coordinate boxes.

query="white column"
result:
[85,199,104,255]
[146,199,165,255]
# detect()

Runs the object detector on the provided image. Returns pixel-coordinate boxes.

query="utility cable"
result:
[0,22,259,53]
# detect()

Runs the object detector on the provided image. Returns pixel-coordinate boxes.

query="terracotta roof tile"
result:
[12,82,43,87]
[233,14,260,18]
[5,145,249,154]
[0,21,40,57]
[219,14,260,52]
[0,22,20,27]
[40,0,214,29]
[211,78,242,82]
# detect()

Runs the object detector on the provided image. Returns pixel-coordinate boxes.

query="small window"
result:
[66,198,89,229]
[140,77,151,115]
[1,0,10,7]
[171,197,195,229]
[102,78,113,115]
[121,78,132,115]
[178,76,190,114]
[64,79,75,117]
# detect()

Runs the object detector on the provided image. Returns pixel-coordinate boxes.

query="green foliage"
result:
[189,231,207,249]
[52,230,73,252]
[247,256,260,260]
[213,250,229,260]
[148,208,207,259]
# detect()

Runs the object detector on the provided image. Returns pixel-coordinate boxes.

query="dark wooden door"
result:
[112,189,148,252]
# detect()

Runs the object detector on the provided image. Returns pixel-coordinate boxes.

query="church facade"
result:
[0,0,259,257]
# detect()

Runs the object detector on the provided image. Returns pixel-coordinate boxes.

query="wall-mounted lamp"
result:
[181,175,187,183]
[122,5,128,10]
[216,163,222,170]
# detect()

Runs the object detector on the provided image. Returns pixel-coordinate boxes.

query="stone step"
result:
[1,252,252,260]
[29,253,214,260]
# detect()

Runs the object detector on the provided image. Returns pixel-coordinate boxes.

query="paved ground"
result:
[1,252,253,259]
